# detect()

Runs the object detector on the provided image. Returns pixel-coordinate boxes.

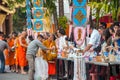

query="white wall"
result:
[55,0,70,19]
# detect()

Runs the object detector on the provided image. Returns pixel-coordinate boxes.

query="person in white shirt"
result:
[57,29,67,54]
[57,28,68,77]
[82,26,101,54]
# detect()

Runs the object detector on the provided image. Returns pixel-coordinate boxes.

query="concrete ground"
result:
[0,72,57,80]
[0,72,28,80]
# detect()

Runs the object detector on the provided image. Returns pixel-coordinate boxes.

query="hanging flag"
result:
[26,4,31,10]
[32,19,43,32]
[27,19,32,29]
[32,8,43,19]
[73,0,87,7]
[73,8,87,26]
[26,10,31,19]
[26,0,30,5]
[33,0,43,8]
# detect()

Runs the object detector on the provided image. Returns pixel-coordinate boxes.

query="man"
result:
[26,34,53,80]
[0,32,10,73]
[82,26,101,54]
[94,25,107,53]
[17,31,27,74]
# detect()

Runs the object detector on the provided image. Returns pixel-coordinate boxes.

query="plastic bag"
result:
[34,57,48,80]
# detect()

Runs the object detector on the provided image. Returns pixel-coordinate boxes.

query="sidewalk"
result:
[0,72,57,80]
[0,73,28,80]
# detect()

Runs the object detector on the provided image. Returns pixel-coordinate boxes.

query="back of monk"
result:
[14,37,19,65]
[8,38,15,65]
[17,38,27,67]
[4,49,10,65]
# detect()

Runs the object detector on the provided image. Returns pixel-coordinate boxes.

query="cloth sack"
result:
[34,57,48,80]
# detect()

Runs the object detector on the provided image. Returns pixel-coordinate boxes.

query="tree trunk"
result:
[53,8,58,30]
[59,0,64,17]
[9,14,13,33]
[5,14,13,35]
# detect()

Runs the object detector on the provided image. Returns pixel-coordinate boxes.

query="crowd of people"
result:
[0,21,120,80]
[83,21,120,54]
[0,28,69,80]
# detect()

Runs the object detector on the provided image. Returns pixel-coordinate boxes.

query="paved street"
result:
[0,72,57,80]
[0,73,28,80]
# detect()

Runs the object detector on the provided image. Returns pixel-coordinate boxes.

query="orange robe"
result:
[14,37,19,65]
[17,38,27,67]
[4,49,10,65]
[43,40,57,75]
[8,38,15,65]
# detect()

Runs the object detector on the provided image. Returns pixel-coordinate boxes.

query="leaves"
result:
[43,0,56,15]
[58,16,68,29]
[13,8,26,32]
[87,0,120,22]
[2,0,25,10]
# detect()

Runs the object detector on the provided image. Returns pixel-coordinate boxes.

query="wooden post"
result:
[9,14,13,34]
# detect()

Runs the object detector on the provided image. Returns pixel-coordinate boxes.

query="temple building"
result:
[0,0,25,35]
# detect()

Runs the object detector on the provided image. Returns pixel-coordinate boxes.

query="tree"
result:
[58,0,64,17]
[43,0,58,30]
[13,8,26,32]
[0,0,26,34]
[58,16,68,29]
[88,0,120,25]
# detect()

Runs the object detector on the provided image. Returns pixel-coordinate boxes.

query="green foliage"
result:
[88,0,120,22]
[108,0,120,21]
[58,16,68,29]
[43,0,56,15]
[4,0,25,10]
[13,8,26,32]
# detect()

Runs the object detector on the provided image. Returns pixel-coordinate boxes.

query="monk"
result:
[43,34,57,76]
[17,31,27,74]
[8,33,17,72]
[4,49,10,66]
[4,37,10,72]
[14,33,21,73]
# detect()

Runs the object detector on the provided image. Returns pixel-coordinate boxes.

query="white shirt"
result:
[88,29,101,49]
[58,35,67,50]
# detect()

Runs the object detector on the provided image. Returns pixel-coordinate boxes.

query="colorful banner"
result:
[73,8,87,26]
[32,19,43,32]
[26,0,44,32]
[73,0,87,7]
[33,0,43,8]
[27,19,32,29]
[26,10,31,19]
[32,8,43,19]
[26,0,30,5]
[26,4,31,10]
